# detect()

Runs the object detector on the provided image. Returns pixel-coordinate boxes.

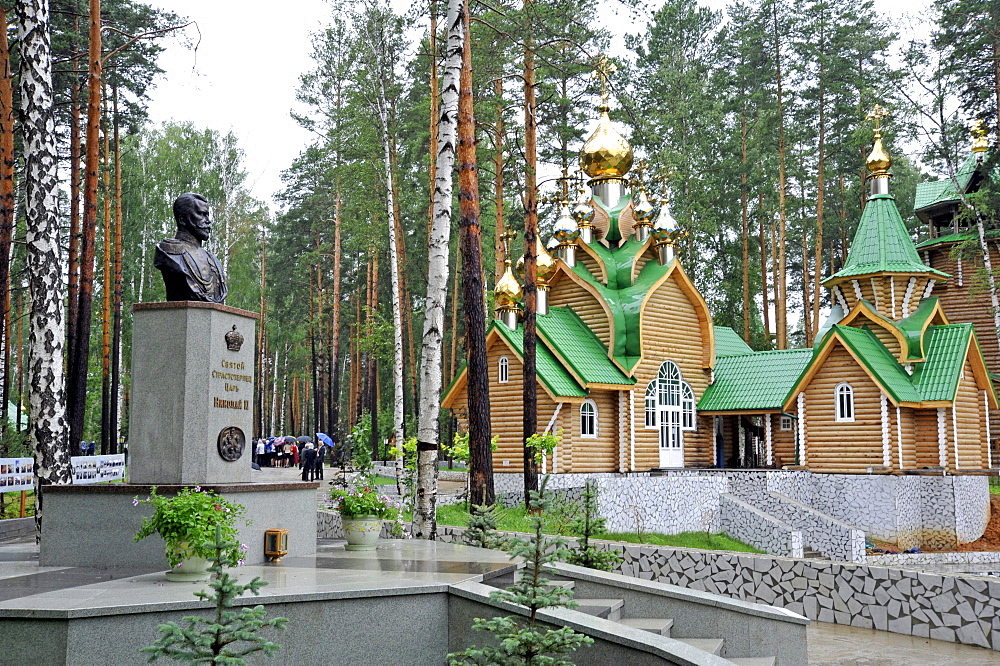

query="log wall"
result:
[772,416,797,467]
[911,408,941,468]
[548,275,611,348]
[802,344,885,472]
[955,359,986,469]
[632,270,713,469]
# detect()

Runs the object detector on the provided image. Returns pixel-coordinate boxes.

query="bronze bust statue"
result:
[154,193,228,303]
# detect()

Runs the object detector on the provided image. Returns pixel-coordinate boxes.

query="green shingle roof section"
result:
[492,322,587,398]
[832,325,923,403]
[714,326,754,357]
[698,349,813,411]
[826,194,948,282]
[909,325,972,402]
[537,307,634,387]
[897,297,942,359]
[914,155,977,211]
[915,228,1000,250]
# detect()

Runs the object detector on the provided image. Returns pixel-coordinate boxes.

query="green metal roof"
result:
[537,307,634,387]
[699,349,813,411]
[915,228,1000,250]
[826,194,948,283]
[897,296,942,359]
[492,322,587,399]
[714,326,754,357]
[909,324,972,402]
[832,325,923,403]
[914,155,978,211]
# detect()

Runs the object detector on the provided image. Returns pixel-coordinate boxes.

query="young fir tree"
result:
[463,503,506,550]
[448,478,593,665]
[141,526,287,664]
[566,482,621,572]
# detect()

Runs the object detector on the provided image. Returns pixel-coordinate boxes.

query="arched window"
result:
[498,356,509,384]
[644,382,657,428]
[580,399,598,438]
[835,383,854,422]
[681,382,696,431]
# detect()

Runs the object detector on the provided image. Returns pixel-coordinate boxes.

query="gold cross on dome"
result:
[866,104,888,132]
[592,55,617,106]
[499,230,517,259]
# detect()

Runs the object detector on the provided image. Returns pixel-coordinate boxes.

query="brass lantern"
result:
[264,528,289,562]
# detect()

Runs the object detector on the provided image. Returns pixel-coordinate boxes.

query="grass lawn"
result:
[435,502,761,553]
[0,490,34,519]
[371,475,398,486]
[991,477,1000,495]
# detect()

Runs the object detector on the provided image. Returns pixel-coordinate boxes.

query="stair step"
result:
[573,598,624,621]
[676,638,724,655]
[729,658,776,666]
[618,618,673,636]
[545,579,575,590]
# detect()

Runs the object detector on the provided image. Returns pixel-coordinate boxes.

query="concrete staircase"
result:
[539,577,781,665]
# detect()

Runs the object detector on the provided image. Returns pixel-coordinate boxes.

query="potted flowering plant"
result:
[134,486,250,581]
[328,482,399,550]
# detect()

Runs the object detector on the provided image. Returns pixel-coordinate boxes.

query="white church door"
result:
[648,360,694,468]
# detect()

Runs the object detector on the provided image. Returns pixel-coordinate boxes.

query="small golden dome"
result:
[580,104,633,179]
[553,203,580,243]
[652,200,681,244]
[514,237,558,285]
[972,119,989,154]
[633,190,654,225]
[495,260,522,308]
[866,131,892,176]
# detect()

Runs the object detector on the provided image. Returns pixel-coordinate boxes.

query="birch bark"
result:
[413,0,462,539]
[18,0,72,538]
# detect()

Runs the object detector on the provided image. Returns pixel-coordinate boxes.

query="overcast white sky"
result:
[144,0,932,214]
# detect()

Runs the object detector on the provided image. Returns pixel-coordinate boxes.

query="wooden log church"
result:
[443,105,998,477]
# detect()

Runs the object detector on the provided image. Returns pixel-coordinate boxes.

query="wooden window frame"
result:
[498,356,509,384]
[835,382,855,423]
[779,415,793,431]
[580,399,598,438]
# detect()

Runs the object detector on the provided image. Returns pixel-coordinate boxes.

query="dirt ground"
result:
[956,495,1000,551]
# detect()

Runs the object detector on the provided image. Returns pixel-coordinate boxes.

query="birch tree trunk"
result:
[18,0,72,539]
[413,0,462,539]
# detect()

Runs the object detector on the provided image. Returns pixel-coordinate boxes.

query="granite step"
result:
[675,637,724,655]
[728,658,776,666]
[617,617,673,636]
[573,598,623,621]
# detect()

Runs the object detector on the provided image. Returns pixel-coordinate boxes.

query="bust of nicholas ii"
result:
[154,192,228,304]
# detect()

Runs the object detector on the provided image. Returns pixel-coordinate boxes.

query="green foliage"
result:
[328,482,399,519]
[565,483,621,572]
[348,414,374,473]
[140,526,287,664]
[463,504,507,550]
[525,430,561,465]
[448,479,593,665]
[445,431,470,466]
[134,487,250,568]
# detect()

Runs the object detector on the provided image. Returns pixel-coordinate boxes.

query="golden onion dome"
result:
[546,236,560,251]
[553,203,580,243]
[972,119,989,154]
[579,104,634,179]
[572,201,595,226]
[652,201,680,243]
[866,131,892,176]
[495,260,522,308]
[633,190,654,225]
[514,237,558,284]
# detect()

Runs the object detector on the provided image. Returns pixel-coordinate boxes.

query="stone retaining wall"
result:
[719,494,802,558]
[752,491,865,562]
[0,517,33,542]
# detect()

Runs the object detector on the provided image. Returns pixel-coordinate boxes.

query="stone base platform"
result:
[39,482,318,569]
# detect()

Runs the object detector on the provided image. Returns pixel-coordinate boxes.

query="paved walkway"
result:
[807,620,1000,664]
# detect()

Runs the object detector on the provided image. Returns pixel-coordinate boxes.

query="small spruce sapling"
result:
[448,477,593,665]
[141,525,287,664]
[463,504,506,550]
[566,482,622,572]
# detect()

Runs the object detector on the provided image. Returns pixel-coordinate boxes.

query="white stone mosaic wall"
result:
[752,491,865,562]
[954,475,991,544]
[719,494,803,558]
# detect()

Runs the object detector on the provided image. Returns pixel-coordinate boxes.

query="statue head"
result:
[173,192,212,242]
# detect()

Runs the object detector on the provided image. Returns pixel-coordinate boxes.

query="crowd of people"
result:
[253,435,336,482]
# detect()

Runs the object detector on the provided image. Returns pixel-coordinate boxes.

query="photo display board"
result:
[0,453,126,492]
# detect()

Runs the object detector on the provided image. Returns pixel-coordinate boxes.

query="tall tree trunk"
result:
[257,232,267,438]
[759,195,770,345]
[100,88,112,455]
[110,85,123,453]
[18,0,73,539]
[739,102,750,343]
[414,0,462,539]
[812,54,825,337]
[458,0,493,507]
[68,0,102,455]
[330,188,342,439]
[772,0,788,350]
[0,5,14,439]
[67,15,81,374]
[521,0,539,504]
[494,77,505,283]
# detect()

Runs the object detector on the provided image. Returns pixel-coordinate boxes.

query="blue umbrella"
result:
[316,432,333,446]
